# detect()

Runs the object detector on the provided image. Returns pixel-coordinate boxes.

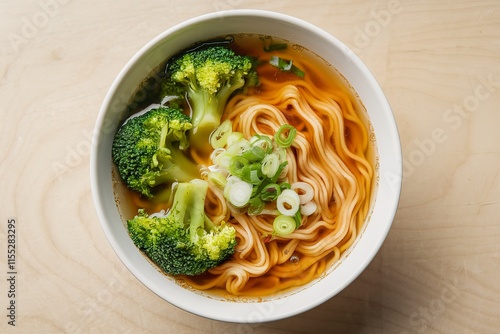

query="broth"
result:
[113,34,377,299]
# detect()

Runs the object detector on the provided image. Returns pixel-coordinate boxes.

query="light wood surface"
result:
[1,0,499,333]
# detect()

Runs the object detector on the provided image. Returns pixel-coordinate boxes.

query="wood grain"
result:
[1,0,499,332]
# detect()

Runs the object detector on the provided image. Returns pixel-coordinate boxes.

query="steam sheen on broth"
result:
[113,34,377,298]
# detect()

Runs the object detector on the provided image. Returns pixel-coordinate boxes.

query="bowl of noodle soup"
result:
[91,9,402,322]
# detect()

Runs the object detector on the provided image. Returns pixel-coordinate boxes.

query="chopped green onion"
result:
[261,153,280,178]
[249,169,263,184]
[226,180,253,208]
[263,40,288,52]
[300,200,317,216]
[210,147,226,164]
[207,171,227,189]
[291,182,314,204]
[241,164,265,185]
[206,123,305,218]
[229,156,249,178]
[276,189,301,216]
[247,197,264,215]
[226,131,244,146]
[274,124,297,148]
[293,209,302,228]
[280,182,291,191]
[273,215,296,236]
[261,208,280,216]
[210,119,232,149]
[274,146,287,163]
[250,134,273,153]
[224,176,241,199]
[269,55,283,68]
[260,183,281,201]
[292,66,305,78]
[241,146,267,162]
[270,161,288,183]
[248,134,259,145]
[269,56,305,78]
[226,139,250,156]
[252,163,284,198]
[214,151,232,170]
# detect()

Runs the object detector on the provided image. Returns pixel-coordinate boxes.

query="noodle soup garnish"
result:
[112,34,376,297]
[205,120,316,233]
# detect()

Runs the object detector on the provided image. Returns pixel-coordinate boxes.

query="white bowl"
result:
[91,9,402,323]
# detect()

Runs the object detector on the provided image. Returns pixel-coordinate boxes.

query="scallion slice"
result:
[242,164,265,185]
[226,139,250,156]
[274,124,297,148]
[263,41,288,52]
[270,161,288,183]
[207,171,227,189]
[260,183,281,202]
[227,180,253,208]
[241,146,267,162]
[300,200,317,216]
[261,153,280,178]
[229,156,249,178]
[293,209,302,228]
[291,182,314,204]
[274,146,287,163]
[209,119,232,149]
[250,134,273,153]
[292,66,305,78]
[276,189,301,216]
[224,176,242,199]
[280,182,291,191]
[247,197,264,215]
[226,131,244,146]
[269,56,305,78]
[214,151,232,170]
[273,215,296,236]
[210,147,226,164]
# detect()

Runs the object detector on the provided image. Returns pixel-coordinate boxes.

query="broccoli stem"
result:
[188,90,221,154]
[189,78,246,154]
[169,180,209,243]
[151,148,199,185]
[152,120,201,185]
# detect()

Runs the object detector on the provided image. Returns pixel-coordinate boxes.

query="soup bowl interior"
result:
[91,9,402,323]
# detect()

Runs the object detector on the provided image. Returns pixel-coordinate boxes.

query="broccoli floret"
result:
[127,179,237,276]
[163,46,259,152]
[112,106,200,197]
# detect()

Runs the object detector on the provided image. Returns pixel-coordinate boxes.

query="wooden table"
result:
[1,1,499,332]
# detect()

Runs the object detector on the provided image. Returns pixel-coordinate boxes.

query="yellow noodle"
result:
[180,74,374,296]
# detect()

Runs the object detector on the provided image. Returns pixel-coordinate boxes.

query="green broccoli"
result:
[127,179,237,276]
[163,45,259,152]
[112,106,200,198]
